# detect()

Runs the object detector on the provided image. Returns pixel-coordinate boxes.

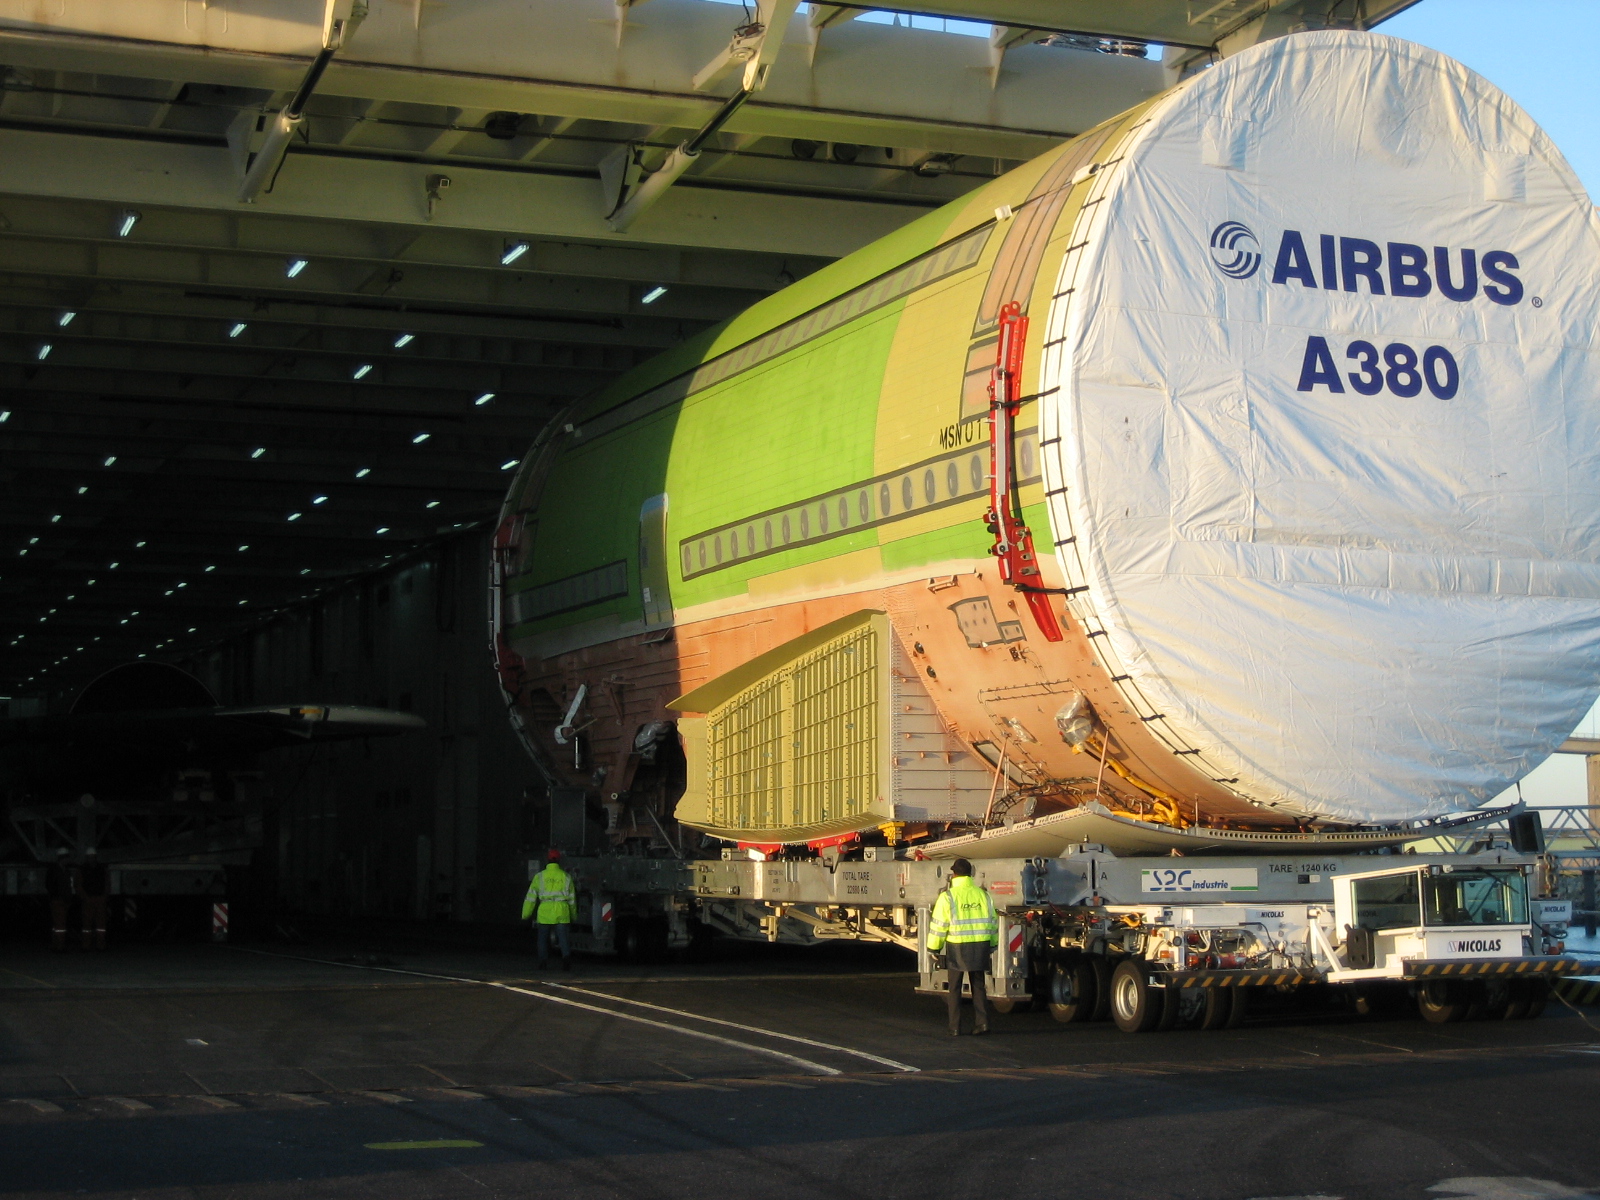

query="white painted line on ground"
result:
[11,1098,63,1114]
[234,948,845,1077]
[485,980,841,1076]
[543,981,920,1073]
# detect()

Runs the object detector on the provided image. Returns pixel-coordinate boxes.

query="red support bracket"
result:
[985,301,1064,642]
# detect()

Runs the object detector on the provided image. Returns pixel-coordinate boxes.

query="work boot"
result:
[562,957,572,972]
[972,1025,989,1036]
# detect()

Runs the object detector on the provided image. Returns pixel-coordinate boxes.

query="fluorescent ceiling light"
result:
[394,333,414,348]
[500,240,529,265]
[412,432,430,444]
[312,495,328,505]
[426,500,440,509]
[77,486,87,495]
[103,456,116,467]
[116,210,140,238]
[355,467,371,478]
[641,286,668,304]
[352,364,373,380]
[237,544,248,552]
[285,257,309,278]
[251,447,266,459]
[229,323,247,338]
[300,568,310,575]
[474,392,495,406]
[287,512,302,521]
[58,312,76,327]
[375,526,390,535]
[501,458,519,470]
[50,514,60,523]
[204,565,215,572]
[36,343,51,360]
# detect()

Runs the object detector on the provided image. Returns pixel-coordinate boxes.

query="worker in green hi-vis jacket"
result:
[521,850,576,971]
[926,858,998,1036]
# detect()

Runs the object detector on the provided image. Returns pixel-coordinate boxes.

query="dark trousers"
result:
[536,923,571,964]
[81,895,107,950]
[49,900,70,950]
[945,968,990,1033]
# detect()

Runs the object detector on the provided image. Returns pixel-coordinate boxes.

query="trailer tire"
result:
[1111,960,1163,1033]
[1048,958,1097,1023]
[1225,986,1249,1029]
[1417,979,1469,1023]
[989,996,1033,1014]
[1089,957,1113,1022]
[615,916,644,963]
[1155,981,1181,1031]
[1520,979,1550,1020]
[1198,985,1234,1031]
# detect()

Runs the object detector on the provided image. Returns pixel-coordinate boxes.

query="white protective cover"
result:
[1041,32,1600,824]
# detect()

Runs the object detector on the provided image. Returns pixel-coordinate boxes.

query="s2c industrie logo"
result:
[1208,221,1261,279]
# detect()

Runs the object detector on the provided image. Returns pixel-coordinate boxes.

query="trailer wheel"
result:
[989,996,1033,1014]
[1048,958,1097,1023]
[1110,960,1163,1033]
[1518,979,1550,1020]
[1198,985,1233,1030]
[1417,979,1469,1023]
[1478,980,1511,1020]
[1089,957,1113,1022]
[1225,986,1249,1029]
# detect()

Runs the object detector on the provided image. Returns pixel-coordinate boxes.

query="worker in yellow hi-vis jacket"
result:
[522,850,576,971]
[926,858,998,1036]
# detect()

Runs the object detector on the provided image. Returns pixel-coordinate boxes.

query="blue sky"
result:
[1378,0,1599,196]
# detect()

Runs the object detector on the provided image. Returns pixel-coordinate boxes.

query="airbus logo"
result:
[1209,221,1261,279]
[1208,222,1525,305]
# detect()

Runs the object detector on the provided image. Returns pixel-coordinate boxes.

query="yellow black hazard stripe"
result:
[1555,976,1600,1006]
[1168,970,1313,988]
[1402,956,1581,978]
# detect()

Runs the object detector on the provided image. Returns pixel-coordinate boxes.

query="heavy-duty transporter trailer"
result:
[542,843,1579,1032]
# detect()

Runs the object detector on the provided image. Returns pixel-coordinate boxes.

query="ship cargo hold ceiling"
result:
[0,0,1411,699]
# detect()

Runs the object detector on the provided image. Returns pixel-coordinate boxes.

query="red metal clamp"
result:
[985,301,1064,642]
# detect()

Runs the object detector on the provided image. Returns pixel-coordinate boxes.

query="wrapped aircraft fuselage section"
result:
[493,32,1600,842]
[1040,33,1600,823]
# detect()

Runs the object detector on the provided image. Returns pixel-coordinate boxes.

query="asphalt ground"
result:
[3,938,1600,1200]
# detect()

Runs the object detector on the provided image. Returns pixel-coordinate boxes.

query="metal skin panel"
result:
[494,95,1255,848]
[491,32,1600,849]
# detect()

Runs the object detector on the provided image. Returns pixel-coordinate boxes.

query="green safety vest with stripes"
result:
[927,877,997,951]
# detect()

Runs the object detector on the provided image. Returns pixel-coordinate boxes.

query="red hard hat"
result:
[547,849,561,861]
